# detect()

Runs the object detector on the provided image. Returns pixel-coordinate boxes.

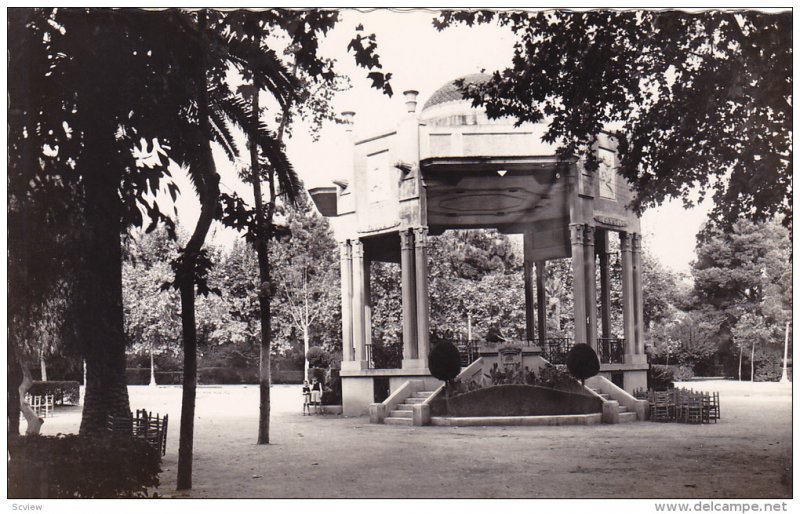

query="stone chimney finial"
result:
[341,111,355,132]
[403,90,419,114]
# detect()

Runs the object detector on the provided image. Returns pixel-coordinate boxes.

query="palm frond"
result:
[213,90,252,132]
[208,104,238,163]
[256,126,301,205]
[207,32,300,109]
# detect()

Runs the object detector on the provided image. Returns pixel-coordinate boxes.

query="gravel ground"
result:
[37,379,792,499]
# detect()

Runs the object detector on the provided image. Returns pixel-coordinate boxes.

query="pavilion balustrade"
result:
[597,338,625,364]
[365,343,374,369]
[539,338,574,365]
[372,336,625,370]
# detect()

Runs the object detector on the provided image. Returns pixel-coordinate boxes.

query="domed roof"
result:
[422,73,491,111]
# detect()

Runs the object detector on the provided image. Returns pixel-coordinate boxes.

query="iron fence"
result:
[540,338,574,364]
[597,338,625,364]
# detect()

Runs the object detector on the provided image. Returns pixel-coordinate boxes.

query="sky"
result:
[173,8,713,275]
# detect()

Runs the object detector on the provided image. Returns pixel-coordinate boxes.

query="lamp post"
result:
[780,321,791,384]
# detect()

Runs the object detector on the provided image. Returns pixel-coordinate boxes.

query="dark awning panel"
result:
[308,187,338,217]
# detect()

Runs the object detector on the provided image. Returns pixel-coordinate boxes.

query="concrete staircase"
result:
[588,386,637,423]
[384,390,437,426]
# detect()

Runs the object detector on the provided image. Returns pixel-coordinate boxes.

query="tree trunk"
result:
[176,9,220,490]
[77,115,131,437]
[149,345,156,387]
[303,327,310,379]
[750,340,756,382]
[738,346,743,381]
[177,281,199,491]
[8,346,24,437]
[250,83,273,445]
[19,358,43,436]
[39,347,47,382]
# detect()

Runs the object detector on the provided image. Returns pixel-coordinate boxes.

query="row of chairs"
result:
[641,388,720,424]
[25,394,54,418]
[106,408,169,456]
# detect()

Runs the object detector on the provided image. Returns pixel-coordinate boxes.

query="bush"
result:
[536,363,584,394]
[306,346,332,369]
[198,367,259,384]
[429,384,602,417]
[672,365,695,381]
[566,343,600,384]
[126,352,183,372]
[38,355,83,382]
[198,343,259,369]
[28,381,80,405]
[371,339,402,369]
[307,367,326,382]
[272,370,304,384]
[428,341,461,384]
[322,371,342,406]
[649,364,675,390]
[125,369,183,385]
[8,434,160,498]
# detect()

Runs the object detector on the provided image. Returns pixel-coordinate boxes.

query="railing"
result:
[454,337,624,366]
[540,338,575,365]
[456,340,480,366]
[365,343,374,368]
[597,338,625,364]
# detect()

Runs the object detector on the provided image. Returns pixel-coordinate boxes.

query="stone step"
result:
[619,411,637,423]
[394,404,413,412]
[619,406,628,413]
[384,417,413,426]
[405,397,426,404]
[388,410,412,418]
[413,391,436,398]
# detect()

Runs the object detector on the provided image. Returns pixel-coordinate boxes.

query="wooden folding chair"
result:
[652,391,672,421]
[684,390,703,424]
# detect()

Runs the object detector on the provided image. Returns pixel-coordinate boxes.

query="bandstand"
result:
[310,74,649,417]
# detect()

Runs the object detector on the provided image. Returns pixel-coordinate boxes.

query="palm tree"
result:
[7,8,198,435]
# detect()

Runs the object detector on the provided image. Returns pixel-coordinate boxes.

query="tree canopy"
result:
[434,9,792,230]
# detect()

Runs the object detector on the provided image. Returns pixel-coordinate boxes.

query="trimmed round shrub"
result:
[306,346,332,369]
[566,343,600,384]
[428,341,461,384]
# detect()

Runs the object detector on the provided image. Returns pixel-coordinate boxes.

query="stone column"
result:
[350,239,367,367]
[598,230,612,339]
[400,229,418,361]
[570,224,587,345]
[583,225,598,350]
[414,227,431,362]
[523,260,536,342]
[632,233,645,355]
[339,242,354,362]
[620,232,635,357]
[363,254,372,367]
[536,261,548,343]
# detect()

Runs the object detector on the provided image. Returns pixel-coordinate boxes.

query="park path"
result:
[40,381,791,498]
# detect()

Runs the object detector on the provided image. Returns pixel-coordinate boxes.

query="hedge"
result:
[8,434,160,498]
[28,381,80,406]
[429,384,603,417]
[125,367,305,385]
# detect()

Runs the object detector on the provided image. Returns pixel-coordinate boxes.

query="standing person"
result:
[302,380,311,416]
[311,378,323,414]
